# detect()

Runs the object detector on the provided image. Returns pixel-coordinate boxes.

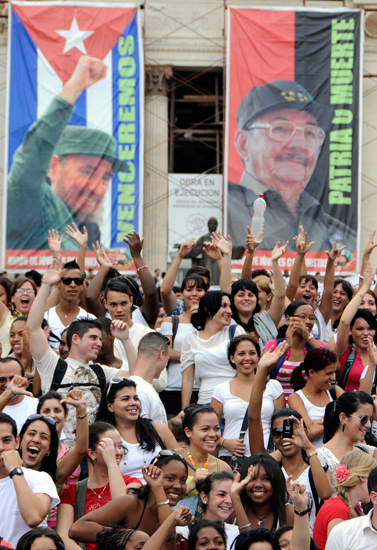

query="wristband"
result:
[294,506,311,516]
[156,500,170,508]
[307,334,313,342]
[358,274,364,280]
[77,413,87,419]
[136,265,148,274]
[239,523,252,531]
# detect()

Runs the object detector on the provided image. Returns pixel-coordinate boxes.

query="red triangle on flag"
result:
[12,4,137,83]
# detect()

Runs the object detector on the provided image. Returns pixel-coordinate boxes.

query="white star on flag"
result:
[56,16,94,54]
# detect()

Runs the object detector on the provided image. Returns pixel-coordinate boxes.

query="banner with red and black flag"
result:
[225,8,362,273]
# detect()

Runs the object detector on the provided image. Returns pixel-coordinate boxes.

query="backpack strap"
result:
[50,359,106,393]
[339,347,356,389]
[89,363,106,393]
[171,315,179,348]
[229,323,237,340]
[50,358,68,391]
[308,466,321,515]
[75,478,89,550]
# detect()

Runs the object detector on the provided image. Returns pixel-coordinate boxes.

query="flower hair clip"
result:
[335,464,350,483]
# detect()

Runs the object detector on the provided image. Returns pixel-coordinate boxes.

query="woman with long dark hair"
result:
[231,454,294,532]
[318,390,377,490]
[288,348,343,448]
[211,335,284,461]
[68,451,189,543]
[181,291,245,410]
[96,378,178,482]
[335,263,377,390]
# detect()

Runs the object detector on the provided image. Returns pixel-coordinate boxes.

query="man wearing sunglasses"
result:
[27,259,132,447]
[228,79,356,255]
[44,259,96,352]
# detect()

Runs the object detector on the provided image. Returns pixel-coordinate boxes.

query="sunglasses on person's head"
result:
[61,277,84,286]
[349,414,373,426]
[106,377,130,398]
[27,413,56,426]
[151,449,195,471]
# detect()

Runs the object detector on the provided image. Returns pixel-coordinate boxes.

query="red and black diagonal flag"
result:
[226,8,361,271]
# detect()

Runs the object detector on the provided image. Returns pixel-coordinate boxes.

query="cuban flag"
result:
[5,1,143,269]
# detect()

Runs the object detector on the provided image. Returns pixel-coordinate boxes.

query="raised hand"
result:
[61,388,86,412]
[286,476,308,512]
[258,341,289,373]
[93,241,113,269]
[66,223,88,248]
[178,238,197,259]
[210,231,232,256]
[171,506,193,527]
[325,238,346,262]
[47,229,63,256]
[245,226,260,253]
[97,437,118,467]
[271,240,289,262]
[123,231,143,258]
[231,466,255,497]
[364,229,377,258]
[202,241,222,261]
[142,464,164,487]
[7,375,33,398]
[42,257,63,286]
[111,320,130,341]
[293,226,315,255]
[67,56,108,94]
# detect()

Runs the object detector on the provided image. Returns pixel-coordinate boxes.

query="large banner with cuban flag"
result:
[4,1,143,271]
[226,7,362,274]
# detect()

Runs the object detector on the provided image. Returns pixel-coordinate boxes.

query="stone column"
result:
[143,65,172,272]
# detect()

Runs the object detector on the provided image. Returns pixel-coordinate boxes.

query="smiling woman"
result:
[180,291,245,411]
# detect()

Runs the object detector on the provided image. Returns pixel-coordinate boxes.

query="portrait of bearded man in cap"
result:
[228,80,357,255]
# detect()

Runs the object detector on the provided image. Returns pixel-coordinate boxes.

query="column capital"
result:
[146,65,172,96]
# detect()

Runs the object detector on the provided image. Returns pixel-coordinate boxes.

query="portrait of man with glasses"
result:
[228,80,357,254]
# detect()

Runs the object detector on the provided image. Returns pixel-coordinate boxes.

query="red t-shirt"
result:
[338,345,365,390]
[60,475,141,550]
[313,497,350,550]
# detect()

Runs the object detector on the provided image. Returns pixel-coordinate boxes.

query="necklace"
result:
[89,483,108,499]
[57,306,79,320]
[253,511,271,526]
[187,449,210,468]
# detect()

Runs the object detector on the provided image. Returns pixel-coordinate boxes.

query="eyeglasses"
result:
[292,313,316,322]
[245,120,326,147]
[0,376,14,385]
[106,377,130,398]
[15,288,35,295]
[271,427,284,439]
[61,277,84,286]
[349,414,373,426]
[27,413,56,426]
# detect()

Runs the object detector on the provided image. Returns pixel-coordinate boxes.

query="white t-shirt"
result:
[119,437,162,483]
[180,325,245,404]
[132,307,149,327]
[160,320,198,391]
[212,379,283,453]
[325,511,377,550]
[312,308,328,342]
[281,466,315,533]
[44,306,97,350]
[35,347,120,447]
[129,375,168,425]
[3,396,39,433]
[0,467,59,547]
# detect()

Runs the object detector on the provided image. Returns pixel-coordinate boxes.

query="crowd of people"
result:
[0,220,377,550]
